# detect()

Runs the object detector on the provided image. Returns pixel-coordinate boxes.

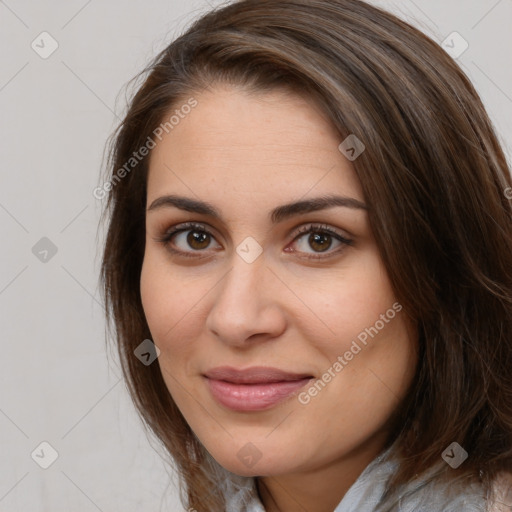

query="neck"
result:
[256,434,389,512]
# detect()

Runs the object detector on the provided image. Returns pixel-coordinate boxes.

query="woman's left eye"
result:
[288,225,353,258]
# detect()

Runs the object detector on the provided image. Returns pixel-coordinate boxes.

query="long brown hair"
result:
[99,0,512,509]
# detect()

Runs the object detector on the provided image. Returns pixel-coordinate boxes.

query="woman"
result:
[99,0,512,510]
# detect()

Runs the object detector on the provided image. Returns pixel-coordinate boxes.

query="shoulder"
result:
[487,472,512,512]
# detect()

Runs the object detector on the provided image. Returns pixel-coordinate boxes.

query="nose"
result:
[205,255,287,348]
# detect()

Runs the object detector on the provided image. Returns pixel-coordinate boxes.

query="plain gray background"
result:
[0,1,511,511]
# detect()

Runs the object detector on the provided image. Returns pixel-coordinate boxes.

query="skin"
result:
[140,85,418,512]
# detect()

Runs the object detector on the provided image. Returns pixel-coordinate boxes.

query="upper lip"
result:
[204,366,313,384]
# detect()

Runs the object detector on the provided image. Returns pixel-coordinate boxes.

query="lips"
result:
[204,366,313,384]
[203,366,314,411]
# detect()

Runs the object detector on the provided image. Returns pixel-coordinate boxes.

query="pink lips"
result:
[204,366,313,411]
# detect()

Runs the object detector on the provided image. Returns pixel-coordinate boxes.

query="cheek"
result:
[140,254,171,339]
[291,250,398,354]
[139,251,208,364]
[140,257,198,404]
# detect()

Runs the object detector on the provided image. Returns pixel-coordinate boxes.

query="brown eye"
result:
[289,224,353,259]
[157,223,222,256]
[187,230,211,250]
[308,232,332,252]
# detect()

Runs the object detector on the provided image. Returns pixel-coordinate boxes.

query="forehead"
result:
[147,86,364,208]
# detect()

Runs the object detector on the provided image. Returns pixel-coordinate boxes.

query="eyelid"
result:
[155,221,214,240]
[290,223,352,242]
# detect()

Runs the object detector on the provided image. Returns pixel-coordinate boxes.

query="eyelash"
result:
[154,222,353,260]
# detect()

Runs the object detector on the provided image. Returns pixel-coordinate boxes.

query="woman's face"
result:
[140,85,418,477]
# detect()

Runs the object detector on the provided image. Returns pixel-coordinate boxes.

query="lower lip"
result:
[205,377,312,411]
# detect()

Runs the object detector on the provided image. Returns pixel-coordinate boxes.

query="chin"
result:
[205,442,293,478]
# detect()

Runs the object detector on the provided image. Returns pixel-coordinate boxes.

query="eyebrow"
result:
[147,194,368,223]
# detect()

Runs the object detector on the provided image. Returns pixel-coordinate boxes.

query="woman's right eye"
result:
[155,222,222,257]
